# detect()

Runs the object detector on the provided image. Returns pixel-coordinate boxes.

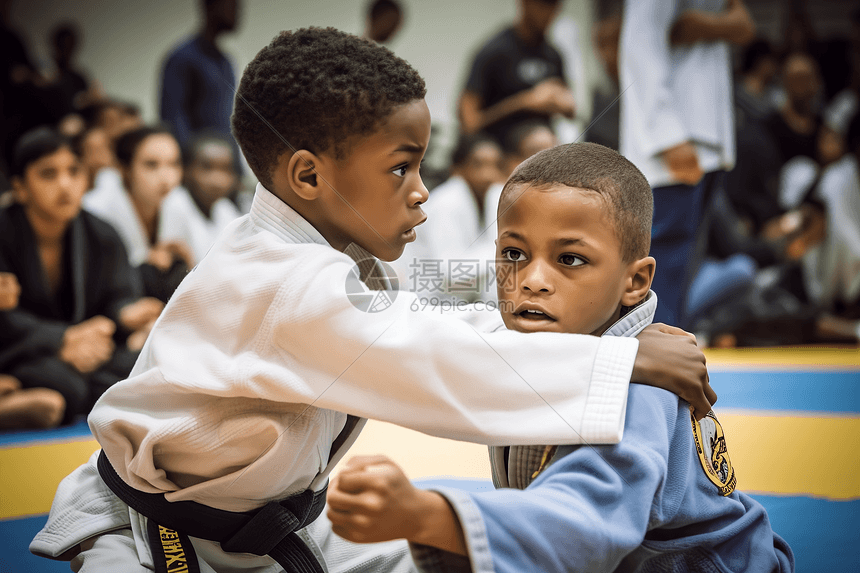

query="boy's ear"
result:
[621,256,655,307]
[281,150,325,201]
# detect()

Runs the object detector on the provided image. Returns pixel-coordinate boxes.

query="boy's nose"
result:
[411,177,429,206]
[520,262,554,294]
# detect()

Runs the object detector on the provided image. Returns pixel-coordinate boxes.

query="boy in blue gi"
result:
[32,30,716,573]
[327,143,794,572]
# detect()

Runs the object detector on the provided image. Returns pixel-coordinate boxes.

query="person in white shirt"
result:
[619,0,754,327]
[83,126,193,301]
[161,132,242,264]
[33,28,714,573]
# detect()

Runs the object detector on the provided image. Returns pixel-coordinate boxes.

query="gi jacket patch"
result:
[690,407,736,496]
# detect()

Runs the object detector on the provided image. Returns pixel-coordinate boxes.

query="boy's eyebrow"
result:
[556,237,591,248]
[391,143,425,154]
[498,230,527,242]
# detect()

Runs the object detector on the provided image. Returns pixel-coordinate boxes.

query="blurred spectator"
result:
[364,0,403,44]
[502,120,558,177]
[159,0,240,161]
[620,0,754,328]
[397,133,505,303]
[584,7,621,151]
[0,271,66,430]
[458,0,574,148]
[83,126,192,303]
[764,52,822,166]
[803,112,860,341]
[735,38,779,128]
[72,125,114,191]
[49,22,100,119]
[1,0,54,176]
[1,127,161,423]
[160,132,241,263]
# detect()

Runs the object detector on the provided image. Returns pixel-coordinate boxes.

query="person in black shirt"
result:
[458,0,574,147]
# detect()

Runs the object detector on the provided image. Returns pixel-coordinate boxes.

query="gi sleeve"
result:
[265,250,638,446]
[620,0,688,158]
[411,388,677,573]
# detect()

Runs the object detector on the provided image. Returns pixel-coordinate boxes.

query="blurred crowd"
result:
[1,0,859,431]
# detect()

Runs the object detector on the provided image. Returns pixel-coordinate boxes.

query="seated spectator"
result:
[0,127,162,423]
[83,125,192,302]
[0,271,66,430]
[72,125,114,191]
[735,38,780,129]
[764,52,823,166]
[397,133,505,302]
[503,120,558,177]
[160,132,241,264]
[804,112,860,342]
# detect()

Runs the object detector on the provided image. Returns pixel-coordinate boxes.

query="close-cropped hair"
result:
[114,125,176,168]
[501,142,653,262]
[11,126,77,178]
[450,132,499,167]
[231,27,426,188]
[182,130,236,168]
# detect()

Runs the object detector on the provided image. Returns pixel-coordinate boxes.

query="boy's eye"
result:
[392,164,408,178]
[559,254,585,267]
[502,248,527,263]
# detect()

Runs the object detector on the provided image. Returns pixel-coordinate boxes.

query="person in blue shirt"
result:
[159,0,239,159]
[327,142,794,573]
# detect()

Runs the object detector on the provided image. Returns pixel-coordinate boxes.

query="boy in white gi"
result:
[32,30,715,572]
[328,143,794,572]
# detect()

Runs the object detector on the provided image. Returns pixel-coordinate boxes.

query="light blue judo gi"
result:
[411,291,794,573]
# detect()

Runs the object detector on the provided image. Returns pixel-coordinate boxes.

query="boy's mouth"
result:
[513,304,556,322]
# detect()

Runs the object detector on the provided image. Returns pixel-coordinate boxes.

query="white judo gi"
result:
[32,184,640,572]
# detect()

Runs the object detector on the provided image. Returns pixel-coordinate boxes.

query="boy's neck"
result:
[266,182,351,252]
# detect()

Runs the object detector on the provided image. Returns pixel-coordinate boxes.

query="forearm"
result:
[677,2,755,46]
[460,91,531,135]
[410,491,468,556]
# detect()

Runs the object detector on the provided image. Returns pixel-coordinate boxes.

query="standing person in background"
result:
[160,132,241,264]
[458,0,575,148]
[159,0,239,158]
[619,0,755,327]
[49,22,100,120]
[584,6,622,151]
[364,0,403,45]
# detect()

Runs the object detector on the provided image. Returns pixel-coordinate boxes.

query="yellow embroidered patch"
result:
[690,406,737,496]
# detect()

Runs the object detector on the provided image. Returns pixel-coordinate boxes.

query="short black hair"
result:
[450,132,499,167]
[182,130,236,168]
[369,0,402,19]
[503,120,553,155]
[115,125,176,168]
[500,142,653,261]
[12,126,77,178]
[231,27,426,188]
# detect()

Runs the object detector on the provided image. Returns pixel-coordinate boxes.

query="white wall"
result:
[10,0,600,164]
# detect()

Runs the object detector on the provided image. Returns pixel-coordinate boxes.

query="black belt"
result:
[97,450,326,573]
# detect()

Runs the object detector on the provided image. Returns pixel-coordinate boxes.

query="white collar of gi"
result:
[250,182,331,247]
[602,290,658,339]
[250,182,384,284]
